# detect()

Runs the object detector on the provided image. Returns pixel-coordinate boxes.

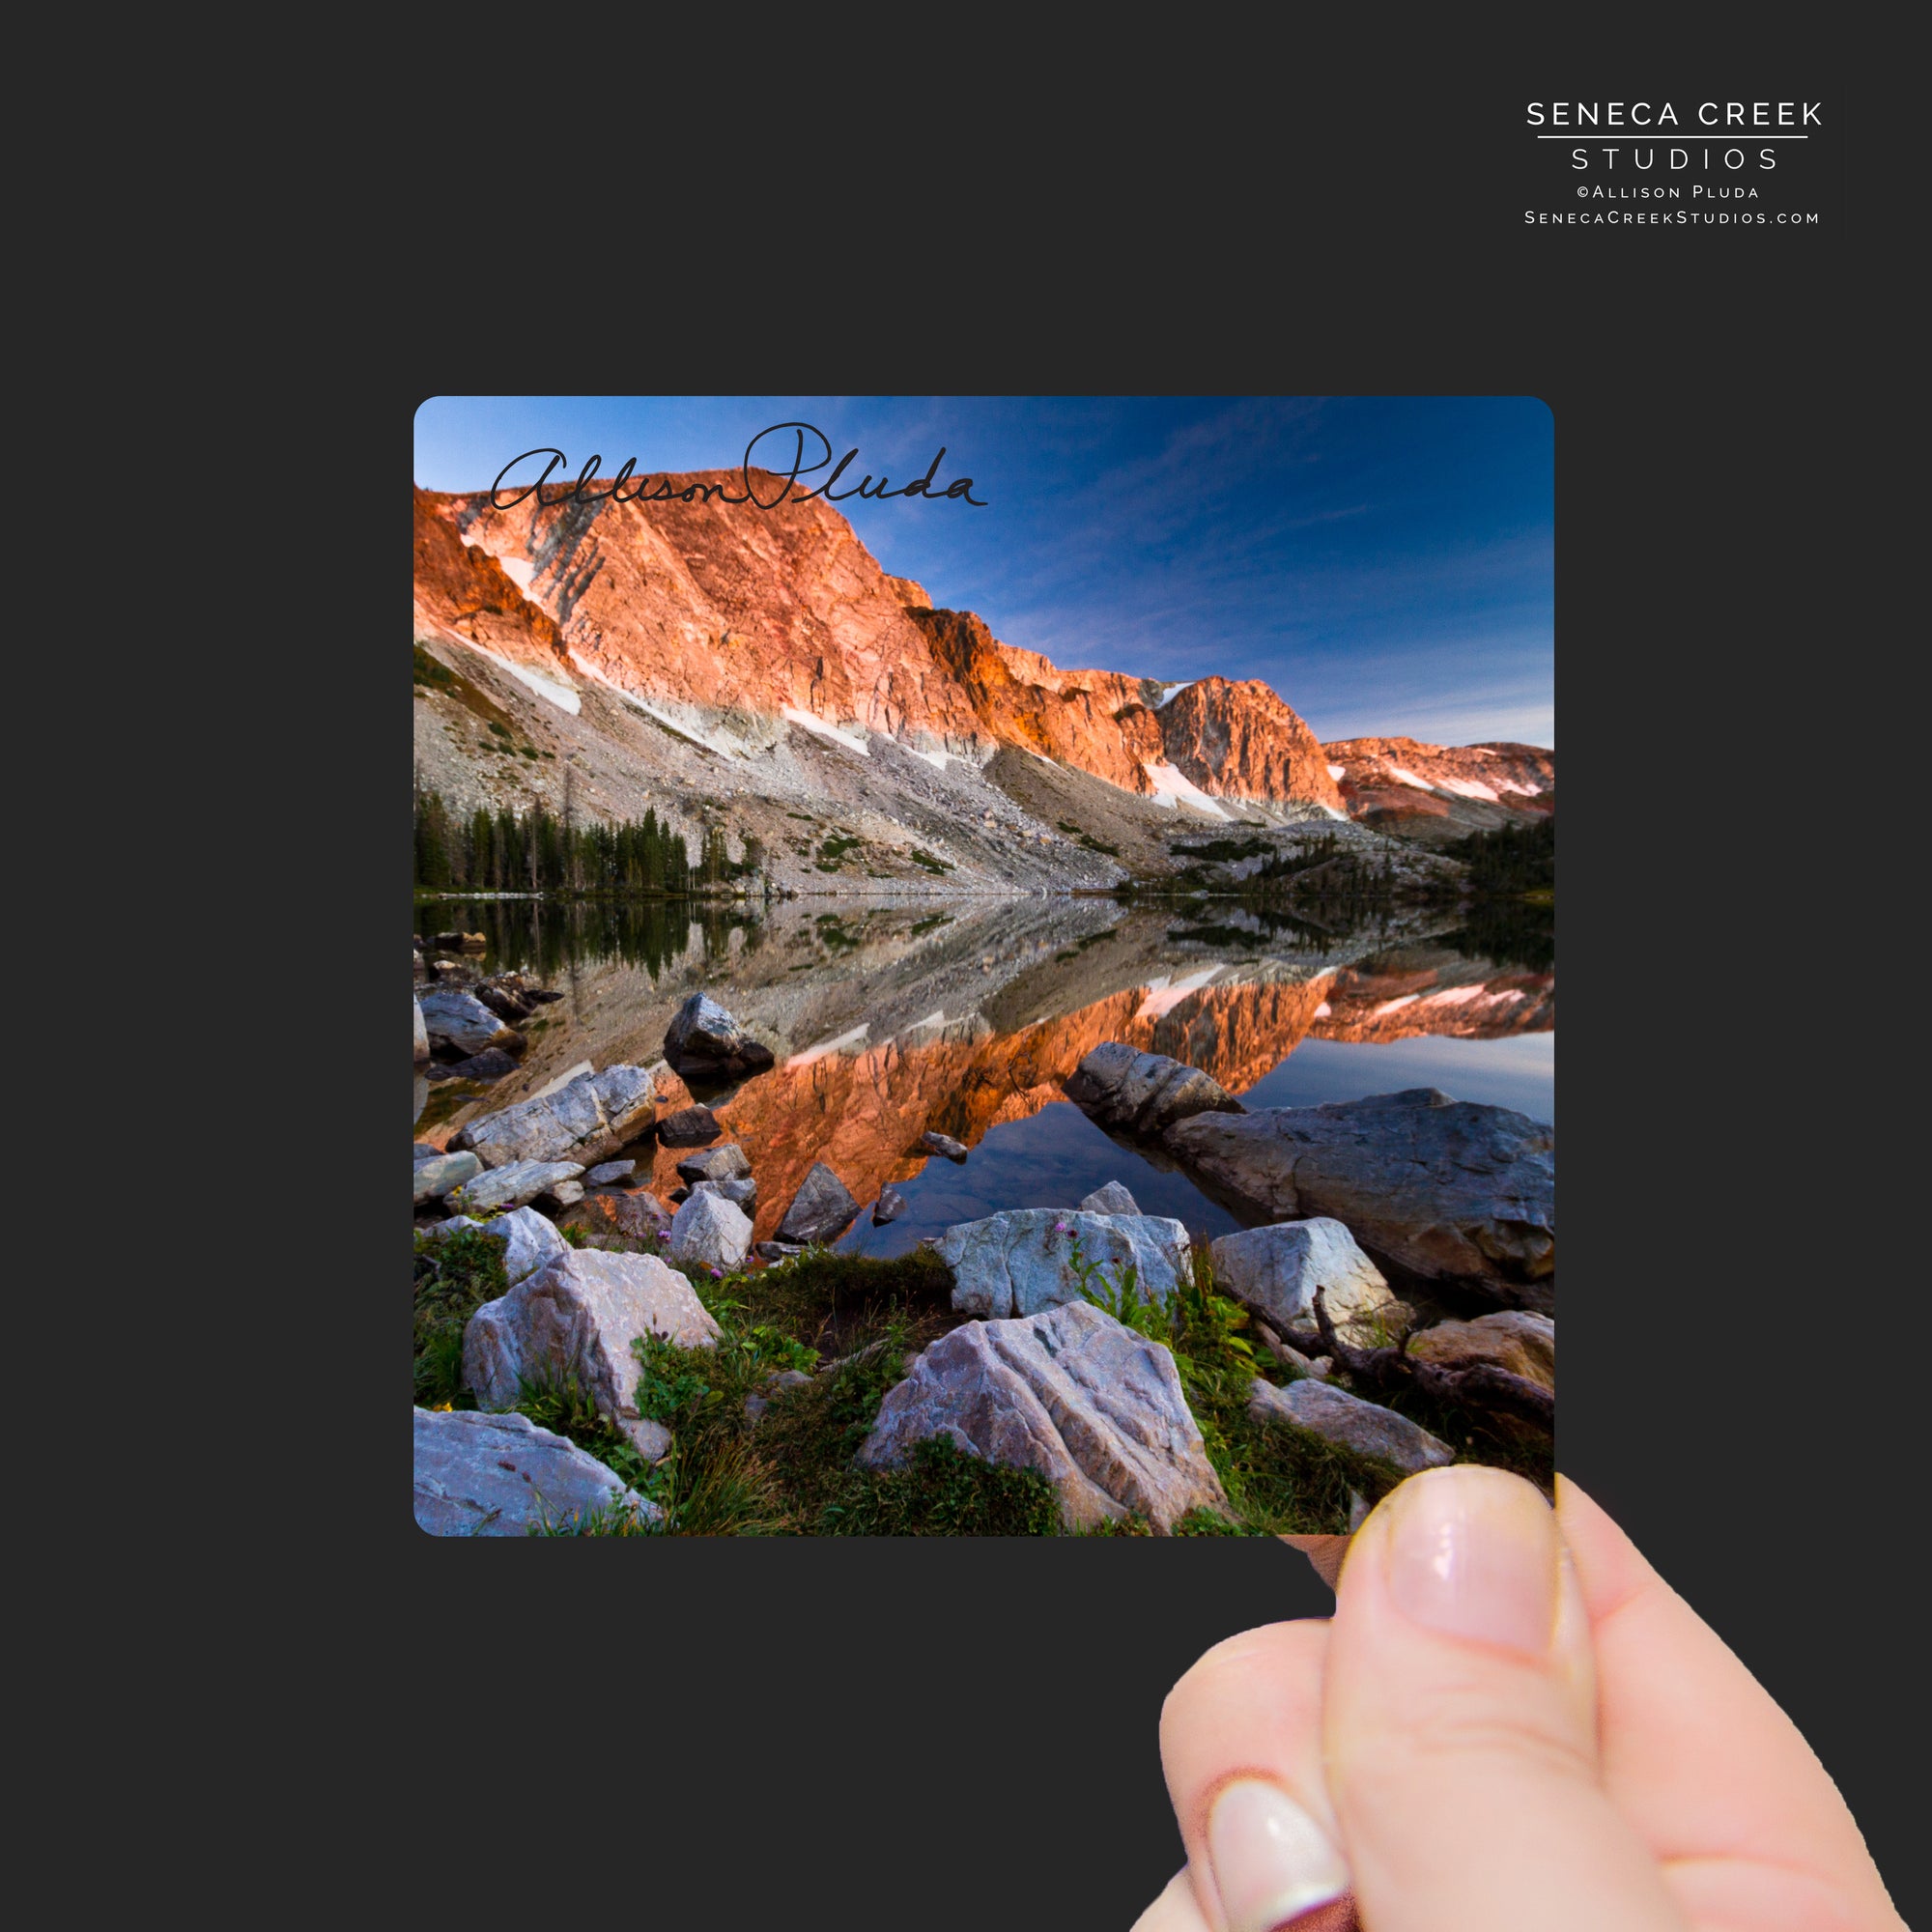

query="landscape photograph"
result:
[411,396,1556,1538]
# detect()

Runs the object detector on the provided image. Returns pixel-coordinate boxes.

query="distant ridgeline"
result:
[412,783,758,895]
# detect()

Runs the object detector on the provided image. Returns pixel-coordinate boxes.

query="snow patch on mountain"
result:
[1143,760,1231,819]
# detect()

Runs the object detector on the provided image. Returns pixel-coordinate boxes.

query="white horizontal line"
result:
[1535,133,1809,139]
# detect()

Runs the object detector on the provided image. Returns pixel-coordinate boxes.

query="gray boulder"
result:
[933,1208,1193,1320]
[668,1188,753,1271]
[1246,1377,1455,1475]
[463,1248,722,1459]
[754,1240,806,1263]
[450,1160,586,1216]
[413,1150,482,1205]
[675,1143,752,1187]
[919,1130,969,1162]
[1407,1311,1555,1391]
[1064,1041,1245,1138]
[856,1301,1231,1533]
[412,1142,441,1164]
[663,993,776,1079]
[1208,1217,1403,1346]
[692,1175,756,1211]
[1165,1087,1555,1307]
[657,1105,723,1147]
[423,1207,566,1288]
[580,1190,673,1242]
[413,996,430,1065]
[872,1185,907,1226]
[1078,1180,1141,1216]
[775,1161,860,1245]
[586,1160,636,1186]
[413,1408,657,1536]
[449,1065,657,1171]
[419,988,522,1059]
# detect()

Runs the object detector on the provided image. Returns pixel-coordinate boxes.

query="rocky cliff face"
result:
[416,476,1346,813]
[1321,737,1554,838]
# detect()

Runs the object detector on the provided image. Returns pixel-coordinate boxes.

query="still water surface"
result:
[415,894,1553,1258]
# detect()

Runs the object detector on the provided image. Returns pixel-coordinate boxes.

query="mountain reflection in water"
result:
[414,895,1553,1256]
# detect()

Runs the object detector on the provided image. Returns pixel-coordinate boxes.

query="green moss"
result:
[815,834,862,870]
[908,848,952,874]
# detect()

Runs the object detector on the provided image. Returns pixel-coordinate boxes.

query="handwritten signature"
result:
[489,424,987,513]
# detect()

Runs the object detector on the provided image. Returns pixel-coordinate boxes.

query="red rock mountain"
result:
[1321,737,1554,836]
[414,476,1344,811]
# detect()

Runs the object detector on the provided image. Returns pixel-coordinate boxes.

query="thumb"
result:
[1321,1465,1683,1932]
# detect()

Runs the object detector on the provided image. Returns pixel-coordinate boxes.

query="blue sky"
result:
[413,397,1552,747]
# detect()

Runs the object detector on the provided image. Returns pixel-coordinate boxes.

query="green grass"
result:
[1057,820,1121,856]
[908,848,952,874]
[413,1225,509,1406]
[421,1210,1545,1537]
[816,834,862,870]
[412,642,459,692]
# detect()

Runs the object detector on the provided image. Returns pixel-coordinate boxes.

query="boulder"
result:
[474,981,534,1022]
[432,959,471,980]
[577,1190,673,1242]
[586,1160,636,1186]
[674,1143,752,1186]
[668,1188,753,1271]
[754,1240,806,1263]
[775,1161,860,1245]
[662,993,776,1080]
[1246,1377,1455,1475]
[1078,1180,1141,1216]
[449,1065,657,1171]
[412,1142,441,1164]
[1064,1041,1245,1138]
[419,988,521,1059]
[422,1207,567,1287]
[433,1047,520,1082]
[692,1175,757,1210]
[873,1184,907,1226]
[1208,1217,1403,1346]
[919,1130,969,1162]
[413,996,430,1065]
[463,1247,722,1459]
[450,1160,586,1215]
[1407,1311,1555,1391]
[1165,1087,1555,1307]
[933,1208,1193,1320]
[656,1105,723,1148]
[413,1150,482,1205]
[413,1407,657,1536]
[856,1300,1231,1532]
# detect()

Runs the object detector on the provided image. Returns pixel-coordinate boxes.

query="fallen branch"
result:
[1281,1289,1556,1433]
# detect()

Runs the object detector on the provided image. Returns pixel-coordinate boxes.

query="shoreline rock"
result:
[450,1065,657,1171]
[856,1300,1231,1532]
[776,1161,860,1245]
[663,993,776,1081]
[1246,1376,1455,1476]
[933,1208,1193,1320]
[1164,1084,1555,1308]
[414,1407,657,1536]
[1064,1040,1245,1138]
[1208,1217,1402,1347]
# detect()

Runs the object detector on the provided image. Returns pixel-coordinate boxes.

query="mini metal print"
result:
[412,397,1555,1539]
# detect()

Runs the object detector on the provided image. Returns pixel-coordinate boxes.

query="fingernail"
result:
[1206,1779,1350,1932]
[1381,1466,1557,1654]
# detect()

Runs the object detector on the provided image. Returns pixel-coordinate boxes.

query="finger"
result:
[1158,1619,1355,1930]
[1321,1464,1683,1932]
[1557,1477,1908,1931]
[1130,1868,1211,1932]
